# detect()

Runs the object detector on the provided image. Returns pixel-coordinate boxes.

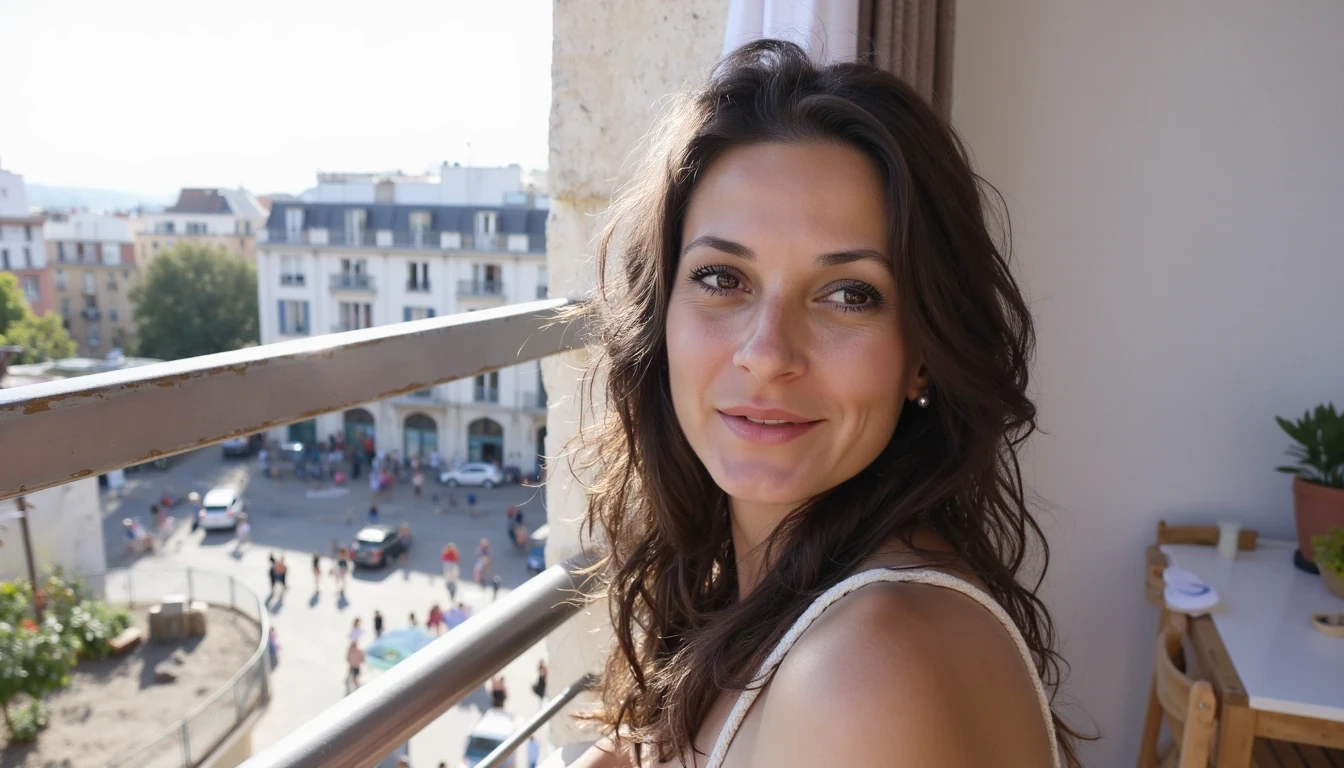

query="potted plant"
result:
[1276,403,1344,567]
[1312,528,1344,599]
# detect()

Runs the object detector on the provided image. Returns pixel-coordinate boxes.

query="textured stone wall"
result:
[544,0,729,750]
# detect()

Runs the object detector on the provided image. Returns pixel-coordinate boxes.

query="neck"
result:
[729,497,796,599]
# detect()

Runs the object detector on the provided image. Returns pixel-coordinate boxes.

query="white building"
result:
[0,160,51,315]
[138,187,269,264]
[256,166,550,473]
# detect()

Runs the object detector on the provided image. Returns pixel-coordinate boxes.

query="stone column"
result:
[544,0,729,752]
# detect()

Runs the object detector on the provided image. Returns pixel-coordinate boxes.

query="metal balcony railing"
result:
[330,273,375,291]
[406,279,432,292]
[330,229,374,247]
[280,274,306,286]
[0,299,593,768]
[459,279,504,297]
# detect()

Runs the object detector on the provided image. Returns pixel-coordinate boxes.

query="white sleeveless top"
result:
[698,567,1062,768]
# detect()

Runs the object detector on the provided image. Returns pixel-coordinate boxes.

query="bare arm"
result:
[752,583,1055,767]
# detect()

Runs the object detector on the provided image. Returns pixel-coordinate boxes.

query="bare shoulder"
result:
[750,578,1054,768]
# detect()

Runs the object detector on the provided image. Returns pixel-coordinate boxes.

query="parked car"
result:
[351,524,410,568]
[221,433,264,458]
[198,487,244,532]
[461,708,517,767]
[438,462,504,488]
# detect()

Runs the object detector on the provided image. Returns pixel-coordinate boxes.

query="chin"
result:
[709,457,819,507]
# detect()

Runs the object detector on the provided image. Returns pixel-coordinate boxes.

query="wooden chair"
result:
[1137,615,1344,767]
[1138,614,1217,768]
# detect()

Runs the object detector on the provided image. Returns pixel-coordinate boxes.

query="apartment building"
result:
[45,212,141,355]
[136,187,268,264]
[0,161,51,315]
[256,165,550,472]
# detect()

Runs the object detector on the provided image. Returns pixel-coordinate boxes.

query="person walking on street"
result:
[473,539,491,587]
[268,627,280,666]
[467,492,477,518]
[268,553,279,595]
[412,469,424,498]
[274,556,288,593]
[489,676,507,709]
[408,612,418,628]
[312,552,322,591]
[373,609,384,638]
[345,640,365,692]
[532,660,548,703]
[427,603,444,635]
[234,513,251,551]
[491,574,502,601]
[350,617,363,645]
[368,504,379,525]
[335,547,350,594]
[441,543,460,599]
[444,601,469,630]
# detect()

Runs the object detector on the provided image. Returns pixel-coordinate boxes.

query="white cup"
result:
[1217,521,1242,561]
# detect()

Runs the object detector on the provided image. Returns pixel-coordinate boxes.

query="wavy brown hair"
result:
[569,39,1084,766]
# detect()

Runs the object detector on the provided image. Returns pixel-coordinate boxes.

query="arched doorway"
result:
[343,408,376,454]
[403,412,438,460]
[287,418,317,447]
[468,418,504,466]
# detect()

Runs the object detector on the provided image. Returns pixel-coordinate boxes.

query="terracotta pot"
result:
[1293,476,1344,563]
[1323,568,1344,600]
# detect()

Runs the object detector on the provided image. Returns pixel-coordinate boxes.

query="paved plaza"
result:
[101,448,559,768]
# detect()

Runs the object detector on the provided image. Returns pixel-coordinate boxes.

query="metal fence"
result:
[77,567,271,768]
[0,303,593,768]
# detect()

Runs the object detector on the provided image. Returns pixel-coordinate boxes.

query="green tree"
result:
[0,273,77,364]
[128,243,259,360]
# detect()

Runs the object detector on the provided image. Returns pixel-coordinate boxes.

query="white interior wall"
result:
[952,2,1344,765]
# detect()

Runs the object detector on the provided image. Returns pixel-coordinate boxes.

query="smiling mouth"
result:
[716,411,822,445]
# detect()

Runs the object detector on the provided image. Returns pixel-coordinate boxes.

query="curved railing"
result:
[78,567,271,768]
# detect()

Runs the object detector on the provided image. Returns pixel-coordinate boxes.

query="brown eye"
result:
[823,287,868,306]
[695,270,739,291]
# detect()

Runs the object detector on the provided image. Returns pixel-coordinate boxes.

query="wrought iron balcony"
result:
[458,279,504,297]
[330,273,376,291]
[0,299,591,768]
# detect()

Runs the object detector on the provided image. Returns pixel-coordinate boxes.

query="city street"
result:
[101,448,558,768]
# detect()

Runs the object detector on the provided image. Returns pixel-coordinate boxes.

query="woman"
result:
[442,543,461,598]
[567,41,1082,768]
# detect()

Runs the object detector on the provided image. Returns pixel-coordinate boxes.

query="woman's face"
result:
[667,141,927,511]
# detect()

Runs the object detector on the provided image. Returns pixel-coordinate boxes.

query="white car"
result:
[439,462,504,488]
[460,708,517,767]
[197,487,244,531]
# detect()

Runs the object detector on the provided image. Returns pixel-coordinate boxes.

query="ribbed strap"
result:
[701,568,1061,768]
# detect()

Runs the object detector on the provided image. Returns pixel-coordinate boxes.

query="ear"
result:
[904,358,932,403]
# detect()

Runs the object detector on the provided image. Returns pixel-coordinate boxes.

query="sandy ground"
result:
[0,606,260,768]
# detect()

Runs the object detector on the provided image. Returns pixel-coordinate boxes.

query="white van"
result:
[197,487,243,531]
[462,708,518,767]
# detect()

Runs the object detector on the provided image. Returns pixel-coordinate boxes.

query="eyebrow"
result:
[680,235,887,268]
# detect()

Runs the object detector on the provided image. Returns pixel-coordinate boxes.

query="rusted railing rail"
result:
[0,298,583,501]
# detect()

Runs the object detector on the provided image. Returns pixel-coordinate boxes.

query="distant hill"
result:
[26,184,172,213]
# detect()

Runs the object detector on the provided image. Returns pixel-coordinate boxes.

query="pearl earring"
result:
[915,393,931,408]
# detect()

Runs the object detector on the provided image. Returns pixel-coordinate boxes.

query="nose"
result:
[732,301,807,383]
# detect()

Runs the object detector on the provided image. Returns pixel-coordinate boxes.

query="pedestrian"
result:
[398,522,412,567]
[235,513,251,549]
[532,660,547,703]
[368,504,379,525]
[408,612,418,628]
[444,601,468,630]
[335,547,349,592]
[473,550,490,587]
[268,553,278,594]
[527,736,540,768]
[412,469,424,498]
[441,543,460,599]
[447,492,458,514]
[427,603,444,635]
[268,627,279,666]
[345,640,365,691]
[491,574,502,601]
[489,676,507,708]
[368,471,380,497]
[350,617,363,645]
[275,556,288,593]
[312,552,322,590]
[467,492,477,518]
[373,609,384,638]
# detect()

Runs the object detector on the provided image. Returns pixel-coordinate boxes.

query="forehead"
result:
[682,142,889,256]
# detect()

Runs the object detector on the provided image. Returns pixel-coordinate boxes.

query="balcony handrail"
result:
[240,554,599,768]
[478,673,598,768]
[0,299,584,502]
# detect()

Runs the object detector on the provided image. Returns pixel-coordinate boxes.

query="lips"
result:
[717,406,821,445]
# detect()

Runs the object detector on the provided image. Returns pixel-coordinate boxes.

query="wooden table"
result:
[1158,540,1344,767]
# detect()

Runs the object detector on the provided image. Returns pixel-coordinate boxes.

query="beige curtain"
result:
[857,0,956,115]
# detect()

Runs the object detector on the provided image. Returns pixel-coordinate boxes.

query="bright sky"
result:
[0,0,553,197]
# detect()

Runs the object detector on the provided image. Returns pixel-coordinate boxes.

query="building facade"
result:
[136,187,268,264]
[0,162,51,315]
[256,166,550,473]
[44,213,142,355]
